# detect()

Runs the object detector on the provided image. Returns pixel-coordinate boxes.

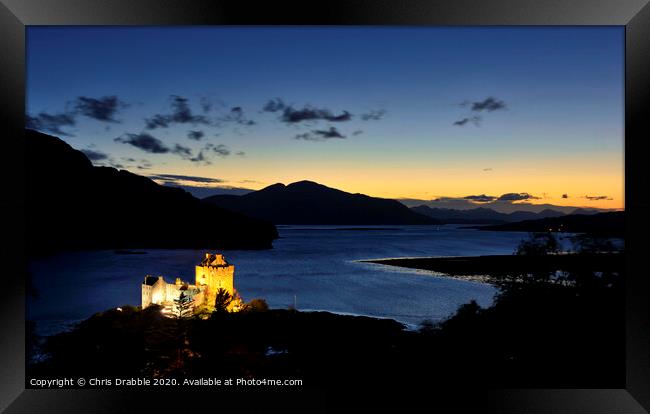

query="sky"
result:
[26,26,624,210]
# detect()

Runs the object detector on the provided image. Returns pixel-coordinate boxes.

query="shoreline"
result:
[360,252,624,282]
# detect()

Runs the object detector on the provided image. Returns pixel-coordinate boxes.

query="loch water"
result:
[28,225,547,336]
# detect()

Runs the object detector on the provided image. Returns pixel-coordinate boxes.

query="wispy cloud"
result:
[26,112,76,136]
[313,127,346,139]
[187,130,204,140]
[73,95,127,122]
[80,148,109,161]
[148,174,225,184]
[200,97,213,113]
[144,95,210,129]
[172,143,193,159]
[219,107,256,126]
[262,99,352,124]
[360,109,386,121]
[464,194,497,203]
[204,143,231,156]
[462,97,507,112]
[454,96,507,126]
[114,132,170,153]
[497,192,540,201]
[262,98,286,113]
[453,116,482,127]
[584,195,613,201]
[26,95,128,136]
[295,127,346,141]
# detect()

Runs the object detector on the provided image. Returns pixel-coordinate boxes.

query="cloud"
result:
[454,97,506,126]
[220,107,256,126]
[26,112,76,136]
[360,109,386,121]
[187,130,204,140]
[294,132,312,140]
[562,194,569,199]
[464,194,497,203]
[148,174,225,184]
[111,139,238,165]
[262,98,286,113]
[204,143,231,156]
[313,127,346,139]
[114,132,170,153]
[295,127,346,141]
[189,150,211,165]
[145,95,210,129]
[453,116,482,126]
[80,148,109,161]
[280,105,352,124]
[200,97,212,113]
[462,97,507,112]
[584,195,613,201]
[26,95,128,136]
[136,159,152,169]
[144,115,171,129]
[172,143,193,159]
[169,95,208,124]
[73,96,126,122]
[497,192,540,201]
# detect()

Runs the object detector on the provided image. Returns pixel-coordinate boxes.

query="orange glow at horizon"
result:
[148,152,624,210]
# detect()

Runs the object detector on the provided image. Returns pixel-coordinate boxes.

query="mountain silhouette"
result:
[411,205,566,224]
[25,129,278,253]
[204,180,439,225]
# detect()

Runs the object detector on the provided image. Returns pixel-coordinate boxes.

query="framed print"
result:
[1,0,649,412]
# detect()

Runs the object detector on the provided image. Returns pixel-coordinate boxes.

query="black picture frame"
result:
[1,0,648,412]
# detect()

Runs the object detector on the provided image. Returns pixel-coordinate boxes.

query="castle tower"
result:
[195,252,236,310]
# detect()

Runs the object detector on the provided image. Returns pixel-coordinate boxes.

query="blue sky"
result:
[26,26,624,208]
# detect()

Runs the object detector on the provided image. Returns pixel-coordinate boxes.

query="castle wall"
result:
[142,276,167,309]
[142,253,237,314]
[151,278,166,305]
[195,264,235,309]
[142,285,152,308]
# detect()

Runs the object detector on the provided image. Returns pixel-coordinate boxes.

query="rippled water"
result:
[27,225,538,336]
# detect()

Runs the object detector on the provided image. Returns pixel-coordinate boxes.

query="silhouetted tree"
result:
[246,298,269,312]
[515,232,560,256]
[173,291,194,319]
[214,288,232,313]
[570,234,617,254]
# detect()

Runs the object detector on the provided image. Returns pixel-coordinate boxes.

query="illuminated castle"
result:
[142,252,242,315]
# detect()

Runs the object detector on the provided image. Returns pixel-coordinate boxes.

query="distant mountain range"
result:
[411,205,569,224]
[204,181,439,225]
[161,184,253,199]
[25,129,278,253]
[399,198,609,215]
